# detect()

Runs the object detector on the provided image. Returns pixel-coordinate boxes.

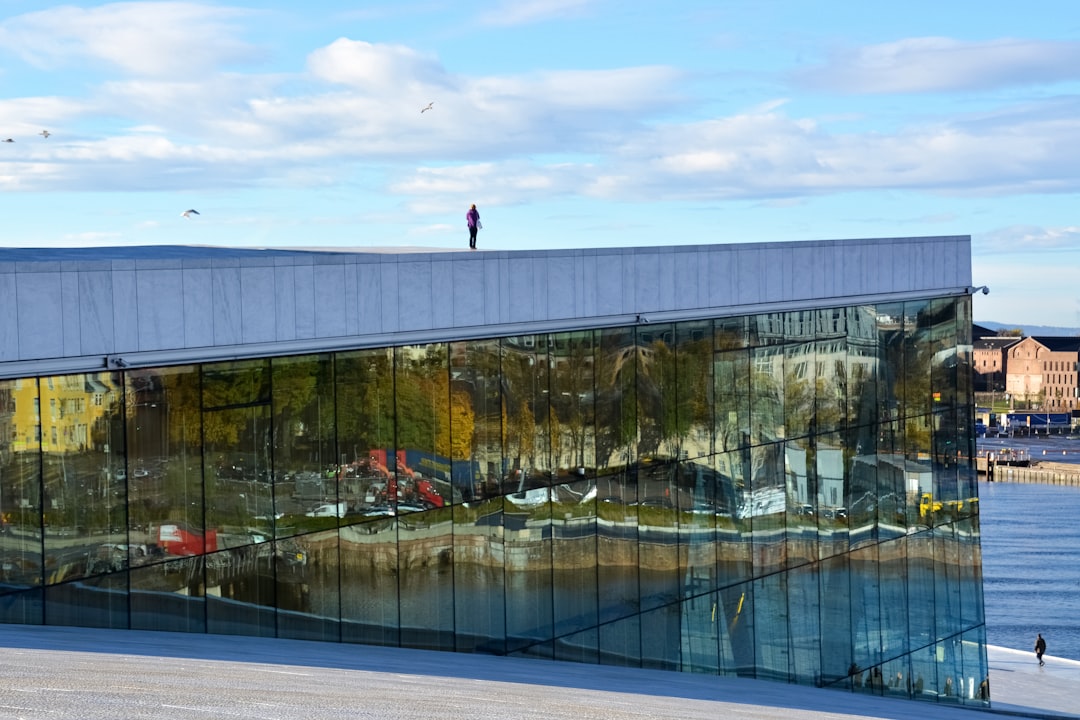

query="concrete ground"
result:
[0,625,1076,720]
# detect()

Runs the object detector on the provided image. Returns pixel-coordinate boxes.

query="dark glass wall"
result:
[0,299,988,708]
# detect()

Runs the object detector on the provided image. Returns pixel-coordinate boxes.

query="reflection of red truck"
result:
[362,450,445,508]
[158,522,218,556]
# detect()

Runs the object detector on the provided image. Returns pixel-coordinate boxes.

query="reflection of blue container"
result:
[975,422,987,436]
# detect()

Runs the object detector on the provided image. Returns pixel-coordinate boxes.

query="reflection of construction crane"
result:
[356,450,445,508]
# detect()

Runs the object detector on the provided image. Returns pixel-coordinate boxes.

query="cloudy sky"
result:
[1,1,1078,327]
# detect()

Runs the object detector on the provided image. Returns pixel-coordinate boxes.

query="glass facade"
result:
[0,298,987,707]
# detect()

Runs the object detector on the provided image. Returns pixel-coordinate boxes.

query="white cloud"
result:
[307,38,449,91]
[976,225,1080,254]
[793,37,1080,94]
[478,0,598,27]
[0,2,260,78]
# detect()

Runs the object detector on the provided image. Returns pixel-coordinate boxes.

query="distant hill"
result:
[977,321,1080,337]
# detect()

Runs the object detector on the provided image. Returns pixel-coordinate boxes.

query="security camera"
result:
[981,286,990,295]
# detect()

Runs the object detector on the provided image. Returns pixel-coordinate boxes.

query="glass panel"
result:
[272,354,335,540]
[398,505,454,651]
[600,613,641,668]
[394,344,452,515]
[714,450,751,590]
[503,493,552,653]
[679,459,717,598]
[900,300,934,420]
[549,331,595,480]
[816,432,848,558]
[636,323,678,460]
[453,498,505,654]
[335,348,398,518]
[784,338,815,440]
[748,442,786,576]
[850,543,883,671]
[714,348,750,454]
[679,592,718,674]
[501,335,551,500]
[847,305,880,430]
[45,572,127,628]
[636,461,678,613]
[450,339,498,501]
[878,537,910,659]
[957,514,983,631]
[555,625,598,664]
[205,544,276,637]
[340,514,399,647]
[203,360,272,553]
[876,302,904,423]
[906,531,936,650]
[962,625,990,707]
[935,530,963,646]
[42,372,125,592]
[640,603,679,671]
[788,562,822,685]
[276,528,339,642]
[908,642,938,701]
[0,376,43,623]
[818,553,852,686]
[595,327,636,478]
[750,345,785,446]
[552,477,597,636]
[752,572,790,681]
[597,465,638,624]
[720,580,755,677]
[127,366,202,570]
[816,337,847,436]
[130,555,206,632]
[785,437,816,567]
[675,321,713,461]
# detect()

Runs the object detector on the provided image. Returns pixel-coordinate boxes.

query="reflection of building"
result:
[0,238,986,709]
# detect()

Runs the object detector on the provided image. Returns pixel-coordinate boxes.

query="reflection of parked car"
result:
[637,496,675,509]
[305,502,347,518]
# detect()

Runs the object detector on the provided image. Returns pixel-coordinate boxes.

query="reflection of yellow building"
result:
[7,374,114,454]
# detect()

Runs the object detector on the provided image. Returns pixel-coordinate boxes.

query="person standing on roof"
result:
[466,204,481,250]
[1035,633,1047,666]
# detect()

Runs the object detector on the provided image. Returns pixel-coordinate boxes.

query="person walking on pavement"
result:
[1035,633,1047,666]
[466,204,481,249]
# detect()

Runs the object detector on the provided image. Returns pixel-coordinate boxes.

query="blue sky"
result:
[1,1,1079,327]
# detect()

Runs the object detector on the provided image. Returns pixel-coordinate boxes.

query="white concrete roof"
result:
[0,625,1072,720]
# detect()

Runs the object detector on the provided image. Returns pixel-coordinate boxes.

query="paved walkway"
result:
[0,625,1075,720]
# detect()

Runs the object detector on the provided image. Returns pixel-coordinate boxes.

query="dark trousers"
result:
[469,227,478,248]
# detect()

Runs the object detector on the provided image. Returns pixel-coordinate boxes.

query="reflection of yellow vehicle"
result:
[920,494,978,518]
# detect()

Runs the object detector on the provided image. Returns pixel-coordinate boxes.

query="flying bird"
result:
[421,102,434,113]
[181,209,200,218]
[40,130,51,139]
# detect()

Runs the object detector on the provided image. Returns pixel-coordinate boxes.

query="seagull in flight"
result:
[40,130,51,139]
[421,102,434,113]
[181,209,200,218]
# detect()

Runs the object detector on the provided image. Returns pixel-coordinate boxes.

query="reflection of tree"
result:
[337,348,394,458]
[498,341,544,474]
[594,329,635,471]
[201,361,270,446]
[550,333,593,470]
[396,345,473,460]
[272,356,326,468]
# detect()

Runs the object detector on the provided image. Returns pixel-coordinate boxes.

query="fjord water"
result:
[979,480,1080,661]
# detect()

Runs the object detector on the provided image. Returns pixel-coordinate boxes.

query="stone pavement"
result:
[0,625,1075,720]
